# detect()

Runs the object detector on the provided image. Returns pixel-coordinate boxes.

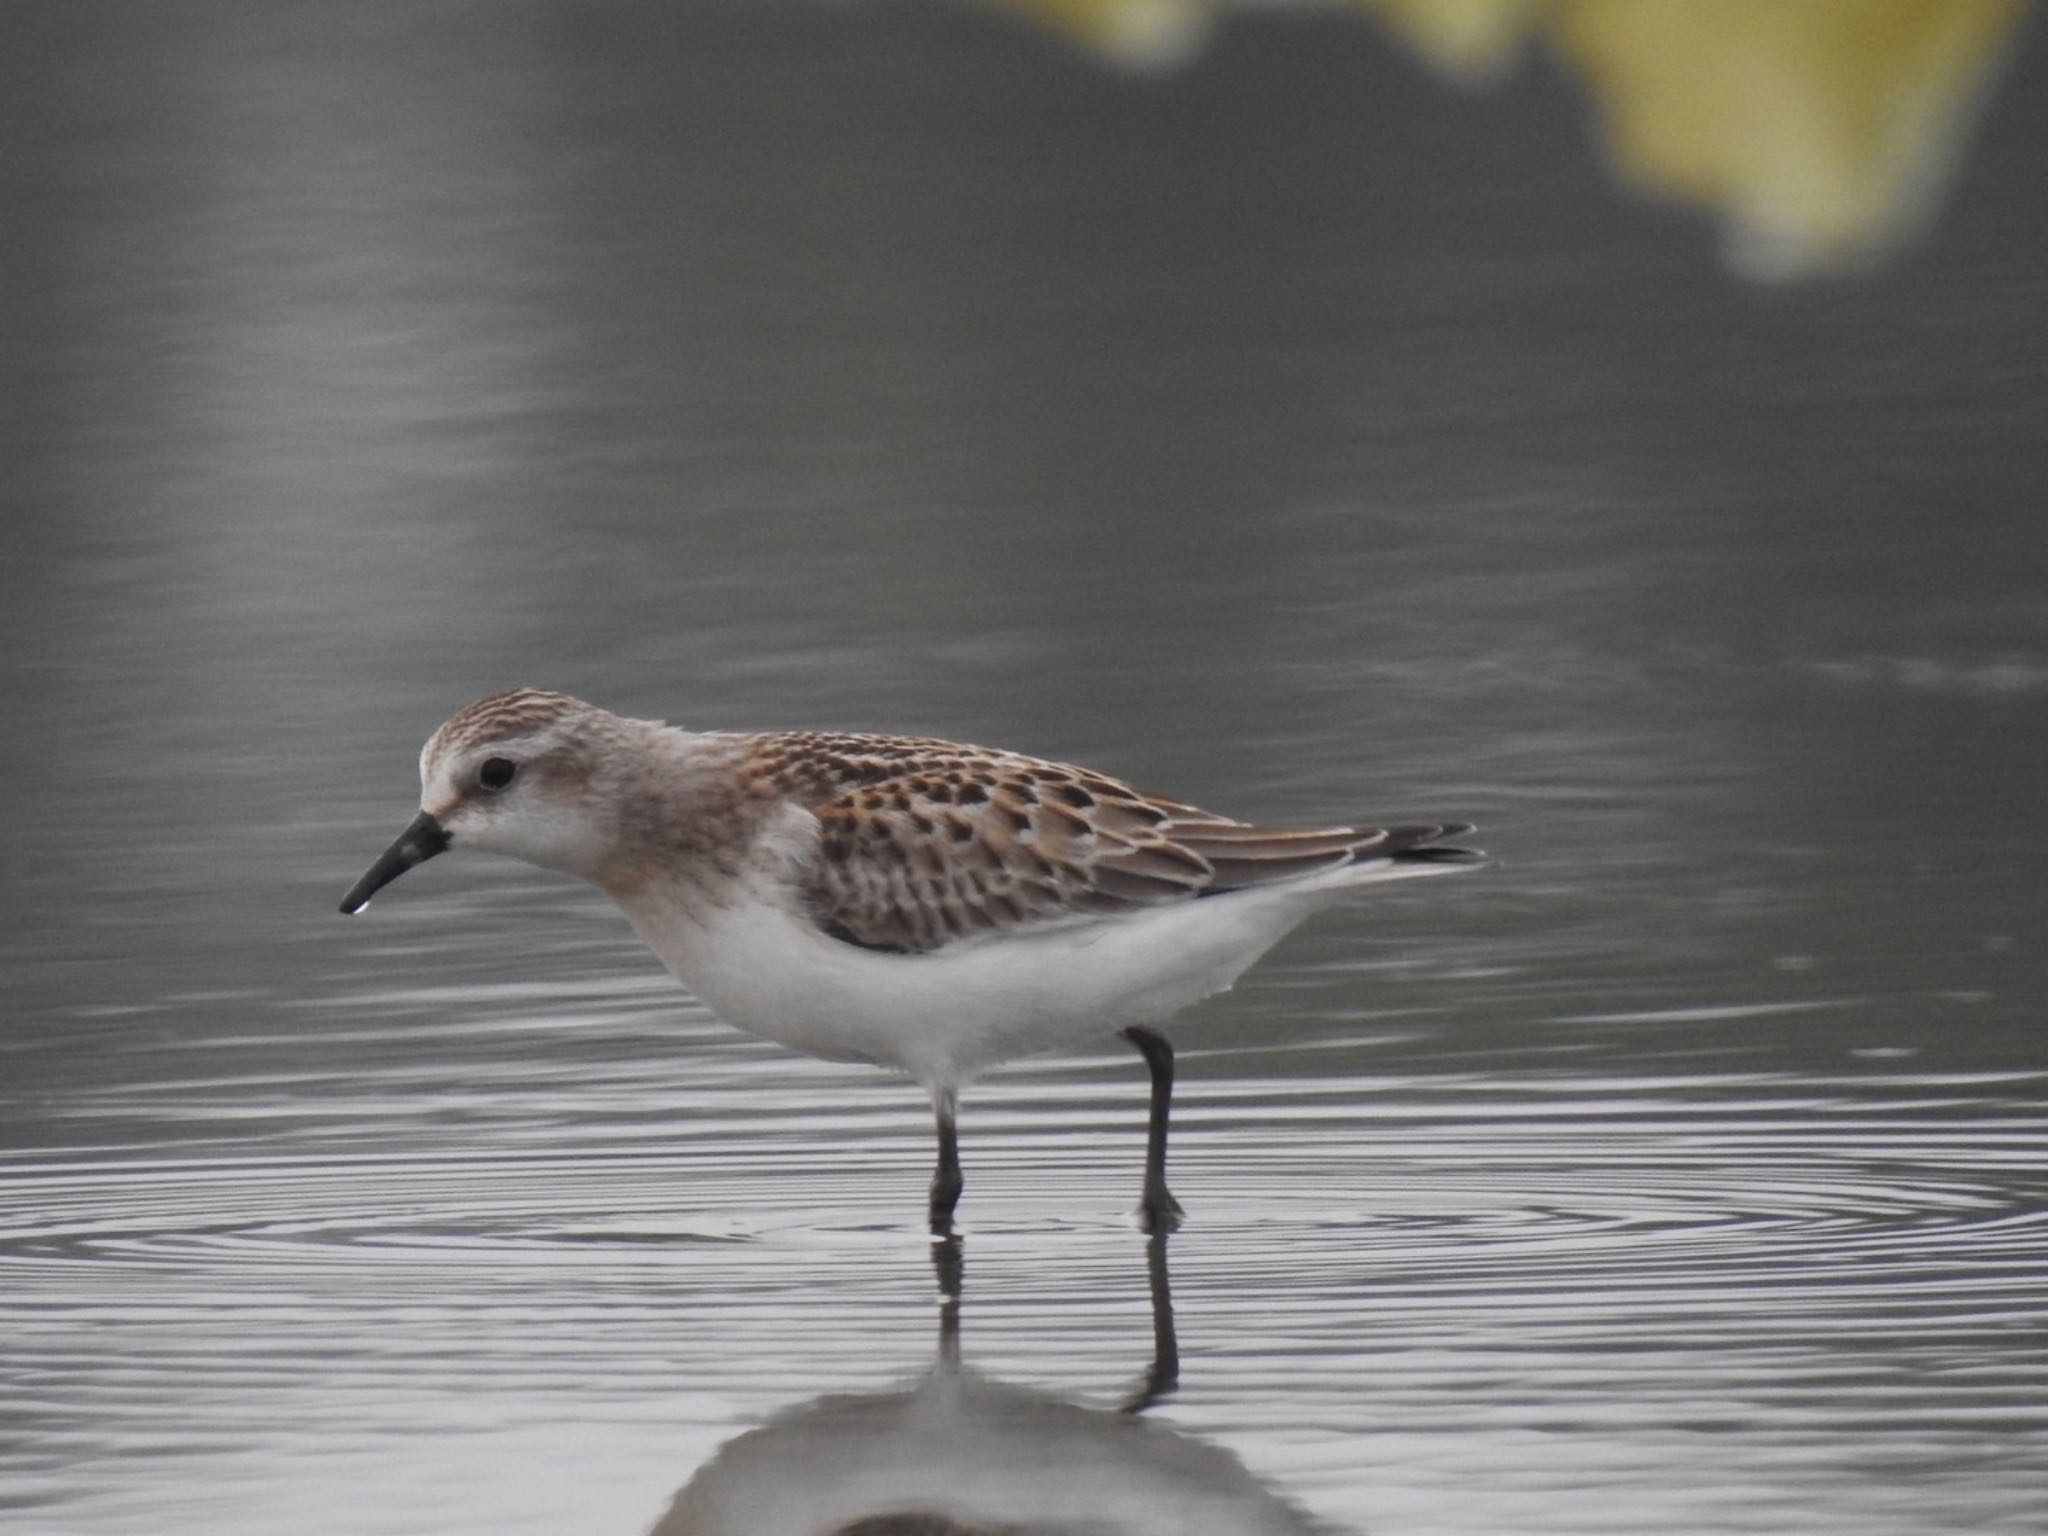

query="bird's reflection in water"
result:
[650,1235,1337,1535]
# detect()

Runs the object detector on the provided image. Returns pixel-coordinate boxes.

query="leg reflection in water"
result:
[654,1234,1334,1535]
[1122,1232,1179,1414]
[927,1231,1178,1413]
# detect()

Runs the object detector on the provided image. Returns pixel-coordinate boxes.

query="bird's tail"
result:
[1175,820,1483,894]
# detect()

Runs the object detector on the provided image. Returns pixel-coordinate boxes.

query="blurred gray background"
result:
[2,4,2044,1534]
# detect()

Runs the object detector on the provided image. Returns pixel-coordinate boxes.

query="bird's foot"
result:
[1138,1186,1184,1235]
[928,1172,963,1237]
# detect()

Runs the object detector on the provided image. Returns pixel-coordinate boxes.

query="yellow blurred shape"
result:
[1366,0,1544,81]
[987,0,2026,278]
[994,0,1217,67]
[1547,0,2024,277]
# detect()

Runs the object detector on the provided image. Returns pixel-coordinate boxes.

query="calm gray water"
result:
[3,4,2045,1533]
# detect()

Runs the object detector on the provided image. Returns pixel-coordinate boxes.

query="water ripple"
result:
[4,1060,2044,1535]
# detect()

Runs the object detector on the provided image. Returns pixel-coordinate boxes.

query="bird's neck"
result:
[592,728,781,904]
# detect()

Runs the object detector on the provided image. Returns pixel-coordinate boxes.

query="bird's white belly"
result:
[614,881,1311,1091]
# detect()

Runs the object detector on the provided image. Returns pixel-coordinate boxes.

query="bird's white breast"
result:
[612,871,1319,1092]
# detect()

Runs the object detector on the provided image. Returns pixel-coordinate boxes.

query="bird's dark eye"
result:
[477,757,519,791]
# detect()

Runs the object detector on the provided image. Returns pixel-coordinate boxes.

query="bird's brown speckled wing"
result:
[743,732,1473,954]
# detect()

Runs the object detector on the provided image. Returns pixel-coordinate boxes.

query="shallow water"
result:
[4,3,2046,1533]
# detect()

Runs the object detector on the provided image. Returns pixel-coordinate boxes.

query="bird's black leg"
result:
[1122,1025,1185,1233]
[930,1089,963,1235]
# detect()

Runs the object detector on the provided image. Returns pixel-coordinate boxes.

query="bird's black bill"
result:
[339,810,450,914]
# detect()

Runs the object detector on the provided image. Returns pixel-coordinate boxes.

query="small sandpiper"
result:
[341,689,1479,1232]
